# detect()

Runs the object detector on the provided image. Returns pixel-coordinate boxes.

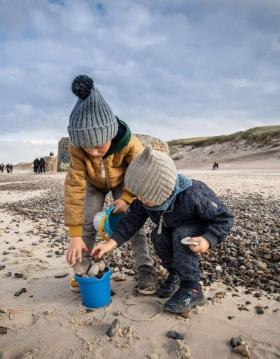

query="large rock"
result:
[57,137,71,172]
[57,135,168,172]
[44,155,57,172]
[135,134,169,153]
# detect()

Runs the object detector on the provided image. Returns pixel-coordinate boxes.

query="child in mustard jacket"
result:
[64,75,156,294]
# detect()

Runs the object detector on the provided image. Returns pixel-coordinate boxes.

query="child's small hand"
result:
[113,199,129,214]
[91,239,118,260]
[188,236,210,254]
[67,237,88,266]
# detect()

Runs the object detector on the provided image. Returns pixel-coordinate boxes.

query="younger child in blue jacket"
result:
[92,147,234,314]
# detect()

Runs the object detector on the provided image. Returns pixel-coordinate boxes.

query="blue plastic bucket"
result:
[74,267,112,308]
[104,206,125,236]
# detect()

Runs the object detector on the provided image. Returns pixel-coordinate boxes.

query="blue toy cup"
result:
[74,267,112,308]
[104,206,125,236]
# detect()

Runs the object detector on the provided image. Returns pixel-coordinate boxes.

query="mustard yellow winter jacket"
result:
[64,135,144,236]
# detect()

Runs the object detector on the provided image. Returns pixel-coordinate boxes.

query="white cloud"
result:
[0,0,280,163]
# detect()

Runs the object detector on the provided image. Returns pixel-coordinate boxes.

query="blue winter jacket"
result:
[112,179,234,247]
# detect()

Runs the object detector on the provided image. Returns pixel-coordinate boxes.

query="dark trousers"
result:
[151,224,205,284]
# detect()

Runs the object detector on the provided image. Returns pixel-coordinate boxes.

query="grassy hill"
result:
[168,125,280,154]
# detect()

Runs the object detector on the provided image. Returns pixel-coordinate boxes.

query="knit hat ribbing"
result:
[68,75,118,147]
[125,147,177,206]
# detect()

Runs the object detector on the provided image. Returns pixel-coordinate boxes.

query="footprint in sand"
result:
[123,298,162,321]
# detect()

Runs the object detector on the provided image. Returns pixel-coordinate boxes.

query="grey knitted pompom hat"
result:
[68,75,118,147]
[125,146,177,206]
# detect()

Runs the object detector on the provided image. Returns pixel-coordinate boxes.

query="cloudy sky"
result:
[0,0,280,163]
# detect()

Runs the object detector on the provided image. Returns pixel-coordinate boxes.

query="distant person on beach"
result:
[0,163,4,173]
[33,158,40,174]
[92,147,234,314]
[213,161,219,170]
[6,164,12,173]
[64,75,156,295]
[39,158,46,173]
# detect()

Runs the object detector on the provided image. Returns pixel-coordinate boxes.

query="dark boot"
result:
[138,265,157,295]
[163,285,205,314]
[157,272,180,298]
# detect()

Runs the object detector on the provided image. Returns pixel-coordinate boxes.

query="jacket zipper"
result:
[100,159,109,188]
[157,199,176,234]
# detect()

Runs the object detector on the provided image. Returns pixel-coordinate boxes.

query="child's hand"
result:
[91,239,118,260]
[113,199,129,214]
[187,236,210,253]
[67,237,88,266]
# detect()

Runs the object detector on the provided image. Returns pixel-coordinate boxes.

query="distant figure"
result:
[6,164,11,173]
[39,158,46,173]
[33,158,40,174]
[213,162,219,170]
[0,163,4,173]
[9,164,13,173]
[49,152,54,157]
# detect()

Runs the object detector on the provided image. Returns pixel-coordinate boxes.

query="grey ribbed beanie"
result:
[125,146,177,206]
[68,75,118,147]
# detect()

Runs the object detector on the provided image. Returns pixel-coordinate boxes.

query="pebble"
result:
[87,263,100,277]
[230,336,245,348]
[0,265,5,270]
[14,273,24,278]
[113,274,126,282]
[167,330,184,340]
[255,305,264,314]
[233,344,251,358]
[0,326,8,335]
[215,265,222,272]
[54,273,69,279]
[73,258,91,276]
[32,241,39,246]
[106,319,120,337]
[14,287,27,297]
[146,354,160,359]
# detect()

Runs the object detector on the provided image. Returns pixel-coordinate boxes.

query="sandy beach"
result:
[0,170,279,359]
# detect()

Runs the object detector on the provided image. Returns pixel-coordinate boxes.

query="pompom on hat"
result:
[68,75,118,147]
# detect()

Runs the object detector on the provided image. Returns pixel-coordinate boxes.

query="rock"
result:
[54,273,69,279]
[112,311,121,316]
[0,265,5,270]
[146,354,160,359]
[87,263,99,277]
[166,330,184,340]
[98,261,106,273]
[215,265,222,272]
[230,336,245,348]
[214,291,226,299]
[14,288,27,296]
[113,274,126,282]
[73,258,91,276]
[176,340,192,359]
[14,273,24,278]
[106,319,120,337]
[0,326,8,335]
[233,344,251,358]
[32,241,39,246]
[255,305,264,314]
